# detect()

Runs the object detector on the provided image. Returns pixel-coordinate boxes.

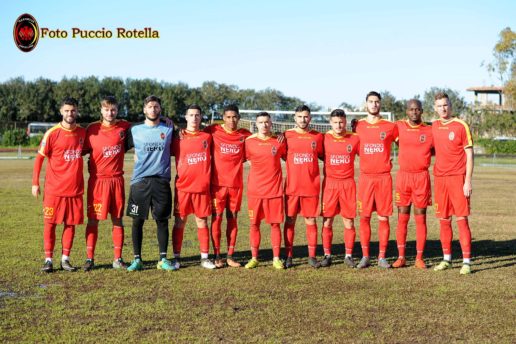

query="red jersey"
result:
[172,130,212,193]
[432,118,473,177]
[396,120,433,172]
[245,134,286,198]
[205,124,251,188]
[84,120,131,178]
[284,128,324,197]
[356,118,398,174]
[37,124,86,197]
[323,131,359,180]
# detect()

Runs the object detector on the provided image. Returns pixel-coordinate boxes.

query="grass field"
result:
[0,158,515,343]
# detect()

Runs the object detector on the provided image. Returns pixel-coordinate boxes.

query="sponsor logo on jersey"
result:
[186,152,207,165]
[220,143,240,155]
[448,132,455,141]
[329,154,350,165]
[143,142,165,152]
[13,13,40,52]
[380,131,386,140]
[293,153,314,164]
[63,149,82,161]
[363,143,384,154]
[102,144,122,158]
[420,134,426,143]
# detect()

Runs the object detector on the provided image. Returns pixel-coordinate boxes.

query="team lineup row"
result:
[32,91,474,274]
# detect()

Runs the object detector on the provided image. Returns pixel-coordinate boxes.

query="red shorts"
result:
[357,173,393,217]
[43,194,84,225]
[321,178,356,218]
[395,170,431,209]
[285,195,319,217]
[211,185,243,214]
[248,196,284,224]
[87,177,125,220]
[434,175,470,218]
[174,189,211,218]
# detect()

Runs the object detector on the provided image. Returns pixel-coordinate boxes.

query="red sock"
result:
[85,224,98,259]
[359,217,371,257]
[43,223,56,259]
[283,222,295,257]
[210,215,222,256]
[378,219,390,259]
[439,219,453,256]
[226,217,238,256]
[457,218,472,259]
[322,226,333,255]
[61,225,75,256]
[250,223,261,258]
[414,214,427,260]
[396,213,410,258]
[344,226,356,255]
[112,225,124,260]
[306,224,318,258]
[172,224,185,256]
[271,223,281,258]
[197,227,210,255]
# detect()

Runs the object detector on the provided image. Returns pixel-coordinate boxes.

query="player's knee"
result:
[87,218,99,226]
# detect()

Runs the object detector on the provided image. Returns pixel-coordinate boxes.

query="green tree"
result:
[423,87,466,118]
[378,90,405,120]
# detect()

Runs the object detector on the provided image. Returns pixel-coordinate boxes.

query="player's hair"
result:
[256,111,270,119]
[186,104,202,114]
[366,91,382,101]
[294,105,311,114]
[330,109,346,118]
[406,99,422,108]
[144,95,161,106]
[101,95,118,108]
[434,92,450,101]
[224,104,240,116]
[60,97,78,108]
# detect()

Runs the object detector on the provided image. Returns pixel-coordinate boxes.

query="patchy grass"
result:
[0,159,514,343]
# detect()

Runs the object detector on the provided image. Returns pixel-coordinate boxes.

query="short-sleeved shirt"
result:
[205,124,251,188]
[284,128,324,197]
[323,131,359,180]
[245,134,287,199]
[37,124,86,197]
[172,130,212,193]
[84,120,131,178]
[356,118,398,175]
[126,121,174,184]
[396,120,433,172]
[432,118,473,177]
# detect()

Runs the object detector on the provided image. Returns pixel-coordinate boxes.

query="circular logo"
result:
[271,146,277,156]
[346,144,352,153]
[380,131,386,140]
[448,131,455,141]
[419,134,426,143]
[311,141,317,150]
[13,13,40,53]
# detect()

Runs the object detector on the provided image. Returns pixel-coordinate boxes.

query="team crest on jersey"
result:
[419,134,426,143]
[448,132,455,141]
[202,140,208,149]
[380,132,386,140]
[119,130,125,139]
[160,132,165,140]
[271,146,277,156]
[346,144,352,153]
[239,136,245,143]
[79,138,84,146]
[311,141,317,150]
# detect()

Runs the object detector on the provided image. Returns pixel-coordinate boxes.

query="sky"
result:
[1,0,514,109]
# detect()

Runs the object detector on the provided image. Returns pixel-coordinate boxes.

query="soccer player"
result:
[244,112,287,269]
[171,105,216,270]
[392,99,433,269]
[81,96,131,271]
[355,91,398,269]
[432,92,474,275]
[32,97,86,273]
[205,105,251,268]
[125,95,176,271]
[321,109,360,268]
[283,105,324,268]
